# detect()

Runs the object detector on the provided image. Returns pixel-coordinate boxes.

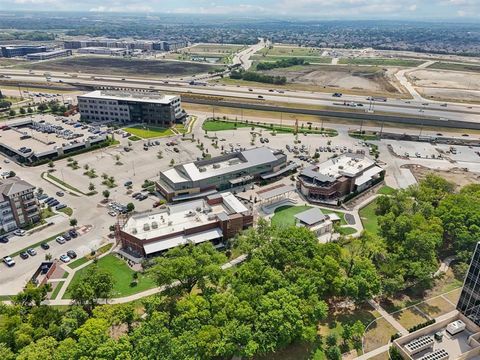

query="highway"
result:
[2,68,480,124]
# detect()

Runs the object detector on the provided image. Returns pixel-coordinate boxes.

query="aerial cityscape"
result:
[0,3,480,360]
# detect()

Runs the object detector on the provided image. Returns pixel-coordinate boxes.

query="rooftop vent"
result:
[199,167,207,172]
[143,223,150,231]
[213,164,221,169]
[151,221,158,229]
[132,228,137,234]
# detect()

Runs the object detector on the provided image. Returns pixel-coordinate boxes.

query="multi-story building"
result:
[77,47,129,56]
[116,192,253,257]
[1,45,47,58]
[158,147,297,201]
[26,49,72,61]
[457,242,480,326]
[0,177,40,231]
[77,90,185,125]
[64,39,187,52]
[297,153,384,205]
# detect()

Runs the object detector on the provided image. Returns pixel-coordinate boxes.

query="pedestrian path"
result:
[368,299,408,335]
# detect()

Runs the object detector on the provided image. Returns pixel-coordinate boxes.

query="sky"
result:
[2,0,480,20]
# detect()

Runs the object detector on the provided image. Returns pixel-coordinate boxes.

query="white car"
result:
[3,256,15,267]
[14,229,26,236]
[59,254,71,263]
[56,236,66,244]
[108,211,117,217]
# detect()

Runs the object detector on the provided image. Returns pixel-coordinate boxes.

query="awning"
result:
[172,189,218,202]
[261,163,299,180]
[144,228,223,255]
[229,175,254,185]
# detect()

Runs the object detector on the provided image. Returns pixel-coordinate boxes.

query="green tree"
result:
[126,203,135,212]
[88,182,95,192]
[19,107,26,115]
[102,190,110,201]
[325,345,341,360]
[37,103,48,112]
[8,109,16,117]
[69,218,78,228]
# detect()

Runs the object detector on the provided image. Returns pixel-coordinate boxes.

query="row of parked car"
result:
[37,192,67,211]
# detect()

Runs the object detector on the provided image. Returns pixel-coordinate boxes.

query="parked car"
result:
[19,252,29,259]
[0,236,8,243]
[63,233,71,241]
[40,242,50,250]
[50,200,60,207]
[108,211,117,217]
[14,229,26,236]
[56,191,64,197]
[3,256,15,267]
[59,254,71,263]
[124,181,133,187]
[55,204,67,210]
[66,250,77,259]
[69,229,78,238]
[56,236,66,244]
[27,248,37,256]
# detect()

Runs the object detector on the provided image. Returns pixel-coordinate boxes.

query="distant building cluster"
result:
[1,45,47,58]
[64,39,188,52]
[0,177,40,232]
[77,90,185,126]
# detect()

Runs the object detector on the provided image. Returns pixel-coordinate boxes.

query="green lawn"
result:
[252,55,331,64]
[202,119,250,132]
[124,125,174,139]
[271,205,312,227]
[377,186,396,195]
[338,58,424,67]
[68,257,90,269]
[50,281,64,300]
[337,226,357,236]
[427,62,480,73]
[45,172,82,196]
[58,207,73,216]
[359,199,379,235]
[63,254,156,299]
[272,205,347,227]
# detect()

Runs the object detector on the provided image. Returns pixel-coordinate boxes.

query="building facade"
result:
[64,39,188,52]
[297,153,384,205]
[116,192,253,257]
[0,177,40,232]
[457,242,480,326]
[158,147,295,201]
[26,49,72,61]
[78,90,184,125]
[1,45,47,58]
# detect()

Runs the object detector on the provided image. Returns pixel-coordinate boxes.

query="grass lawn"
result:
[63,254,156,299]
[363,317,397,352]
[271,205,312,227]
[257,46,324,57]
[377,185,396,195]
[202,119,250,132]
[45,172,82,196]
[252,55,331,64]
[128,135,141,141]
[50,281,64,300]
[58,207,73,216]
[41,206,55,220]
[337,226,357,236]
[124,125,174,139]
[417,296,455,318]
[359,199,379,235]
[68,256,90,269]
[393,307,430,329]
[338,58,424,67]
[444,288,462,305]
[427,62,480,73]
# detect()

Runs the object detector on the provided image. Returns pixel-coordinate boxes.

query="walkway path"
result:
[368,299,408,336]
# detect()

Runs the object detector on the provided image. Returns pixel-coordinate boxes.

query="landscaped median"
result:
[124,125,174,139]
[42,172,96,196]
[202,117,338,136]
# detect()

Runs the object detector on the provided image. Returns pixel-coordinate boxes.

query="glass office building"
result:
[457,242,480,326]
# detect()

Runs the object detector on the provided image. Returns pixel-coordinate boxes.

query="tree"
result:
[37,187,44,195]
[8,109,16,117]
[13,283,50,307]
[150,242,226,296]
[48,160,54,169]
[326,333,337,347]
[70,265,114,313]
[19,107,26,115]
[325,345,341,360]
[27,107,33,114]
[69,218,78,228]
[88,183,95,192]
[37,103,48,112]
[0,99,12,109]
[102,190,110,201]
[170,158,175,166]
[126,203,135,213]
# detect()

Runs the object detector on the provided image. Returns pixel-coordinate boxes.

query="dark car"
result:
[50,200,60,207]
[66,250,77,259]
[40,242,50,250]
[19,252,29,260]
[63,233,72,241]
[56,191,64,197]
[0,236,8,243]
[69,229,78,238]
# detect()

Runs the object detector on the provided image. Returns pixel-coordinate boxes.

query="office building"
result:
[64,39,187,52]
[116,192,253,257]
[158,147,296,201]
[458,242,480,326]
[26,49,72,61]
[297,153,384,204]
[77,47,128,56]
[78,90,184,125]
[1,45,47,58]
[0,177,40,232]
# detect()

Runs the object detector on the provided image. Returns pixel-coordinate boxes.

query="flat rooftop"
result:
[79,90,178,105]
[122,192,248,241]
[303,153,377,180]
[162,147,281,184]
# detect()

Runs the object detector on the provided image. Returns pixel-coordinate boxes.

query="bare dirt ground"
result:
[261,65,401,94]
[403,164,480,189]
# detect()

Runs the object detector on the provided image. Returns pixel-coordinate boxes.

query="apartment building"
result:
[0,177,40,232]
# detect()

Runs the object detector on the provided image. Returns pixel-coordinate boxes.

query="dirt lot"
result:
[408,69,480,103]
[21,56,222,78]
[259,65,401,95]
[404,164,480,190]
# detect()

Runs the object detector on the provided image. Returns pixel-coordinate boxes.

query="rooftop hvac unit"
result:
[151,222,158,229]
[186,210,196,217]
[339,165,344,169]
[199,167,207,172]
[207,214,217,221]
[358,164,363,168]
[213,164,221,169]
[168,221,172,226]
[143,223,150,231]
[196,207,202,212]
[203,207,212,213]
[132,228,137,234]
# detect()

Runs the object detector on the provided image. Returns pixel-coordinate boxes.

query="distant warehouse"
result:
[157,147,298,201]
[77,90,185,126]
[297,153,384,205]
[26,49,72,61]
